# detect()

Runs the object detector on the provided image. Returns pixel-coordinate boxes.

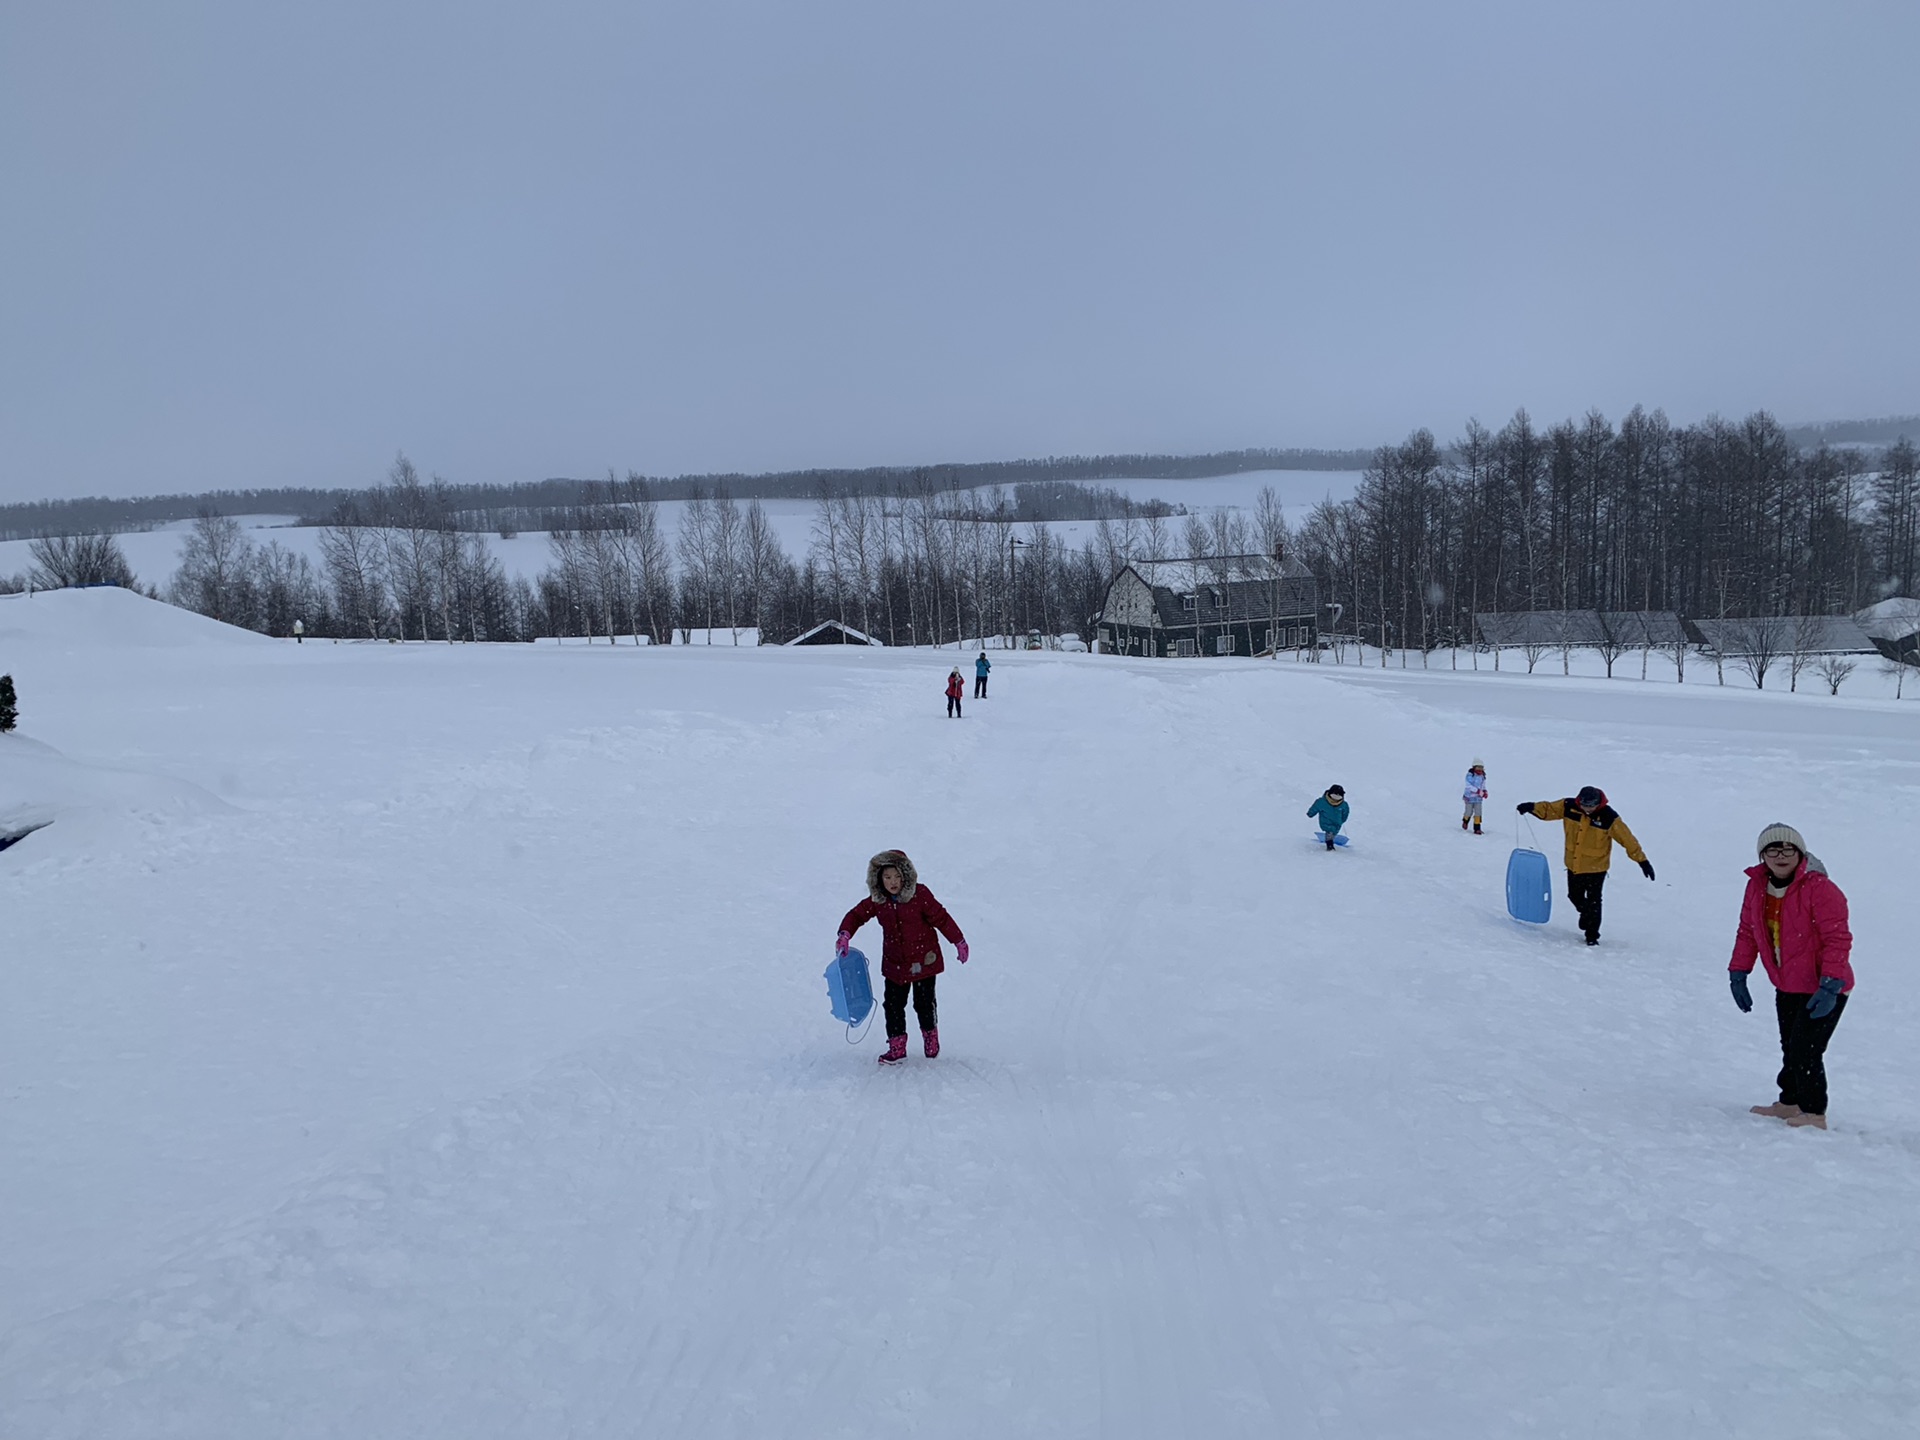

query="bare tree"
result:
[317,503,390,638]
[378,455,441,641]
[27,531,137,589]
[170,510,255,624]
[739,500,785,640]
[1786,612,1826,693]
[1722,618,1784,690]
[619,472,673,643]
[1880,655,1913,700]
[1814,653,1857,695]
[808,480,847,630]
[1593,611,1631,679]
[677,484,720,639]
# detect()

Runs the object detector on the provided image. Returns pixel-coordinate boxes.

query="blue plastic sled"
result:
[824,946,875,1026]
[1307,832,1350,847]
[1506,848,1552,923]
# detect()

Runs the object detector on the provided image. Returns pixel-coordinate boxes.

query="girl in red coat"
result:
[945,667,965,718]
[837,849,968,1064]
[1728,823,1854,1129]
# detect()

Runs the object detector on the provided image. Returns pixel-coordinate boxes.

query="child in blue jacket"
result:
[1308,785,1349,850]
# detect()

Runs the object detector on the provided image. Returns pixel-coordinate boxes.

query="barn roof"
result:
[786,620,883,646]
[1691,616,1875,655]
[1472,611,1688,646]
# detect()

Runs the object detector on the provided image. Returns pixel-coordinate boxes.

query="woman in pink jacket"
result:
[1728,822,1854,1129]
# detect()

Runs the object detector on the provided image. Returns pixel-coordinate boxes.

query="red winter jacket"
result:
[1729,861,1853,995]
[840,852,966,984]
[945,673,965,699]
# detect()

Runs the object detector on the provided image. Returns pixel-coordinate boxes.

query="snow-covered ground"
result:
[2,588,1917,1438]
[0,470,1364,592]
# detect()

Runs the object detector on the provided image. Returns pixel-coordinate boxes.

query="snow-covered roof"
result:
[1691,616,1875,655]
[1855,597,1920,641]
[1473,611,1687,646]
[1126,554,1313,588]
[785,620,883,646]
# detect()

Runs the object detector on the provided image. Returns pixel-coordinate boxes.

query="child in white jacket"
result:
[1462,760,1488,834]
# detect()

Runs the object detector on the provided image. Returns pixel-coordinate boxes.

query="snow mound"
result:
[0,585,271,649]
[0,733,230,857]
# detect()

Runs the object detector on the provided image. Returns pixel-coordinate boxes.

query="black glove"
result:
[1729,970,1753,1013]
[1516,802,1535,815]
[1639,859,1656,881]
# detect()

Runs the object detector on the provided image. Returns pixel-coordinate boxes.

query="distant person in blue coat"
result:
[974,650,991,698]
[1308,785,1349,850]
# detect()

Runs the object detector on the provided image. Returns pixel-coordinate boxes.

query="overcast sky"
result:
[3,1,1916,502]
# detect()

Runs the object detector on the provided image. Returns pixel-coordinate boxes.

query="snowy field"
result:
[3,588,1918,1439]
[0,470,1364,593]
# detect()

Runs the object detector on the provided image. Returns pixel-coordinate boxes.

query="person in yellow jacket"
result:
[1516,785,1654,946]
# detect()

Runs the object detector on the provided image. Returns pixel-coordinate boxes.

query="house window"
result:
[1098,627,1111,644]
[1180,593,1197,610]
[1216,634,1235,655]
[1176,639,1196,657]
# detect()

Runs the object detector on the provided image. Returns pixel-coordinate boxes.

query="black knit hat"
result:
[1326,784,1345,798]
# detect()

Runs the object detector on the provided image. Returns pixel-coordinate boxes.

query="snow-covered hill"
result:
[2,589,1916,1437]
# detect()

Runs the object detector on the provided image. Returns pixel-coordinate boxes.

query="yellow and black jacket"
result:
[1528,799,1647,875]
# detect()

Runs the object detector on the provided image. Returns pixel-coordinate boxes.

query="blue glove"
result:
[1729,970,1753,1013]
[1806,976,1844,1020]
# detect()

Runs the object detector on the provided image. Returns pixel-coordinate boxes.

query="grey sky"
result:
[3,1,1915,502]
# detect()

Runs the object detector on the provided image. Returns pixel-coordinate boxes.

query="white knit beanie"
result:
[1756,822,1807,858]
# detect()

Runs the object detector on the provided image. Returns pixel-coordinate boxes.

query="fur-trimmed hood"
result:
[866,849,919,903]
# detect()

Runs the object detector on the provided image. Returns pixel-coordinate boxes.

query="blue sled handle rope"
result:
[825,946,877,1041]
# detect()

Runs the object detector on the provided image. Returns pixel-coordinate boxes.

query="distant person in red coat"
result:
[945,667,965,718]
[837,849,968,1064]
[1728,823,1854,1129]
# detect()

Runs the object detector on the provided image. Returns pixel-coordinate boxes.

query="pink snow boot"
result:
[922,1028,940,1059]
[879,1034,908,1065]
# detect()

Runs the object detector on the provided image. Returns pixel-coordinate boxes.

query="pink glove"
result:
[835,932,850,958]
[956,940,969,964]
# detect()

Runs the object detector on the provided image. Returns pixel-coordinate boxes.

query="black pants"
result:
[974,675,987,698]
[947,695,961,717]
[883,977,938,1037]
[1567,870,1607,938]
[1775,989,1847,1115]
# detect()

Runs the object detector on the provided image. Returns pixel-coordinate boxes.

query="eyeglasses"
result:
[1761,843,1800,857]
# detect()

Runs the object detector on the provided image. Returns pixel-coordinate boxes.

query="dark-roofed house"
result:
[1095,555,1319,658]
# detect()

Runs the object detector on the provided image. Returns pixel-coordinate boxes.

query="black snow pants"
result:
[883,977,938,1037]
[1567,870,1607,939]
[947,694,962,718]
[974,674,987,698]
[1775,989,1847,1115]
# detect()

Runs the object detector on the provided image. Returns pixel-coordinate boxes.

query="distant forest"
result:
[1296,411,1920,660]
[0,447,1366,541]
